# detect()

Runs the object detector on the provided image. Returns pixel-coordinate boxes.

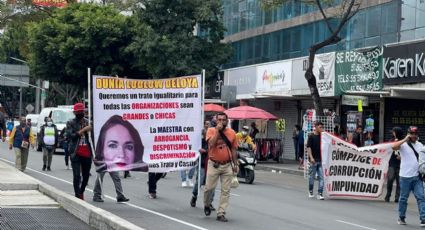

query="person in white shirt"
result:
[392,126,425,226]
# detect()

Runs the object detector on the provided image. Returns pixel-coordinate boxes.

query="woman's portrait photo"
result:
[95,115,148,172]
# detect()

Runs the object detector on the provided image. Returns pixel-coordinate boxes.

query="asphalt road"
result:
[0,142,422,230]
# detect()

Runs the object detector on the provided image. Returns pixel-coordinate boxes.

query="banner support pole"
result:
[198,69,206,199]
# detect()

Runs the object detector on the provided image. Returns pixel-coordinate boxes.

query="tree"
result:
[261,0,361,115]
[27,3,145,87]
[127,0,232,79]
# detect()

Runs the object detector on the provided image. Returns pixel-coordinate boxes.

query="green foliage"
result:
[28,3,143,86]
[128,0,232,79]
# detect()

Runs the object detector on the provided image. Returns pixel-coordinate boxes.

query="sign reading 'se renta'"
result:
[383,41,425,85]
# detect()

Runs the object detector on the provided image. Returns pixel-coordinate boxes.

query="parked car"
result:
[26,114,39,135]
[36,106,75,152]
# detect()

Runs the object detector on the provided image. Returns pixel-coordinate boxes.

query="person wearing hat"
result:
[392,126,425,226]
[236,126,256,151]
[65,102,94,200]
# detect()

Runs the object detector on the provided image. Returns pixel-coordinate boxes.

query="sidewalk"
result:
[0,160,143,230]
[256,159,304,176]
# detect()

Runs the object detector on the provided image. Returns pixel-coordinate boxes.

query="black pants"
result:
[71,156,92,197]
[148,173,163,194]
[385,166,400,201]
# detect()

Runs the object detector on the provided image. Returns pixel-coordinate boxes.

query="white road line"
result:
[0,158,209,230]
[335,220,377,230]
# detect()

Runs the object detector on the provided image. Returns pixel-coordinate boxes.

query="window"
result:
[366,6,381,37]
[400,3,416,31]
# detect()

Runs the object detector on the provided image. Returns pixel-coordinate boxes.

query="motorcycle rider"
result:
[236,126,256,151]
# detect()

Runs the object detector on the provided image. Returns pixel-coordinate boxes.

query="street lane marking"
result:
[0,158,209,230]
[336,220,377,230]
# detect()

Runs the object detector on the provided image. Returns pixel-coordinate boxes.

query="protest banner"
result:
[93,75,202,173]
[321,132,393,199]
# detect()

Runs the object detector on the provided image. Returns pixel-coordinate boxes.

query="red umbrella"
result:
[224,106,278,120]
[204,104,225,112]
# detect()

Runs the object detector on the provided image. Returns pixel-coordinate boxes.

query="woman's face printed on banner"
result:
[103,124,135,169]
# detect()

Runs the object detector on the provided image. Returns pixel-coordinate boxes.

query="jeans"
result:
[180,167,195,181]
[71,156,92,197]
[309,162,324,194]
[398,176,425,220]
[192,167,215,203]
[93,171,125,199]
[385,166,400,201]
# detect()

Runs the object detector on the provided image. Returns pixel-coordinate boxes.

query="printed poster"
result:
[321,132,393,199]
[93,75,202,173]
[335,46,383,95]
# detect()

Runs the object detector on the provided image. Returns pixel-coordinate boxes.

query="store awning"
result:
[389,87,425,100]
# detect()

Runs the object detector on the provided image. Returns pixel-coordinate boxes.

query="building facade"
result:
[220,0,425,160]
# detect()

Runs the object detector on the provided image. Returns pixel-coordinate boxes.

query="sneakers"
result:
[190,196,197,207]
[93,197,104,202]
[117,197,130,203]
[148,193,157,199]
[421,219,425,227]
[397,218,406,225]
[78,193,84,200]
[66,165,70,170]
[216,215,228,222]
[188,180,194,187]
[317,193,324,200]
[42,165,46,171]
[182,181,188,187]
[209,204,216,211]
[204,206,211,216]
[47,167,51,171]
[308,191,314,198]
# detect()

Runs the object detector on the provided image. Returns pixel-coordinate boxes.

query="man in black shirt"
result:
[307,122,324,200]
[353,126,363,147]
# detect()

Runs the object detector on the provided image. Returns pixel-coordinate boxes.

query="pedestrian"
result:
[236,126,256,150]
[293,125,300,161]
[0,110,7,142]
[59,127,70,170]
[352,125,364,147]
[180,168,195,187]
[204,112,239,222]
[297,127,304,170]
[66,102,93,200]
[148,172,164,199]
[249,122,259,139]
[392,126,425,226]
[385,127,402,203]
[364,132,374,146]
[93,171,130,203]
[40,117,58,171]
[8,117,35,172]
[307,121,324,200]
[190,120,215,209]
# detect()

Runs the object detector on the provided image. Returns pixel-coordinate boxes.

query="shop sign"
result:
[205,71,223,99]
[335,46,383,95]
[223,66,256,97]
[341,95,369,106]
[383,41,425,85]
[256,60,292,93]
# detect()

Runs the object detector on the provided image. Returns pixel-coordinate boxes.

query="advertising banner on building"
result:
[256,60,292,94]
[335,46,383,95]
[93,75,202,173]
[292,53,335,97]
[32,0,67,7]
[383,41,425,85]
[321,132,393,199]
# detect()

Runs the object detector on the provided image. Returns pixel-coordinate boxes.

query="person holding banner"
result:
[392,126,425,226]
[307,122,324,200]
[204,112,238,222]
[385,127,402,203]
[66,103,93,200]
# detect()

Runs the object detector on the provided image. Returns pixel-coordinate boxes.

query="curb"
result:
[0,160,144,230]
[255,164,304,176]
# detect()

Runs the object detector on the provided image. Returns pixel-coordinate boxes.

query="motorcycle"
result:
[237,143,257,184]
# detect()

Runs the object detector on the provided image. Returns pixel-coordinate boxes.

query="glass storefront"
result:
[223,0,425,69]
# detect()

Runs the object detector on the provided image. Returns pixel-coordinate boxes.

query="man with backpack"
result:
[392,126,425,226]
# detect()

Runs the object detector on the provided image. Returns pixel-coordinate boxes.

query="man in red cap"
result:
[65,102,93,200]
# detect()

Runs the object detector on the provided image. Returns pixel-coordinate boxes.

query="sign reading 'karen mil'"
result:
[383,41,425,85]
